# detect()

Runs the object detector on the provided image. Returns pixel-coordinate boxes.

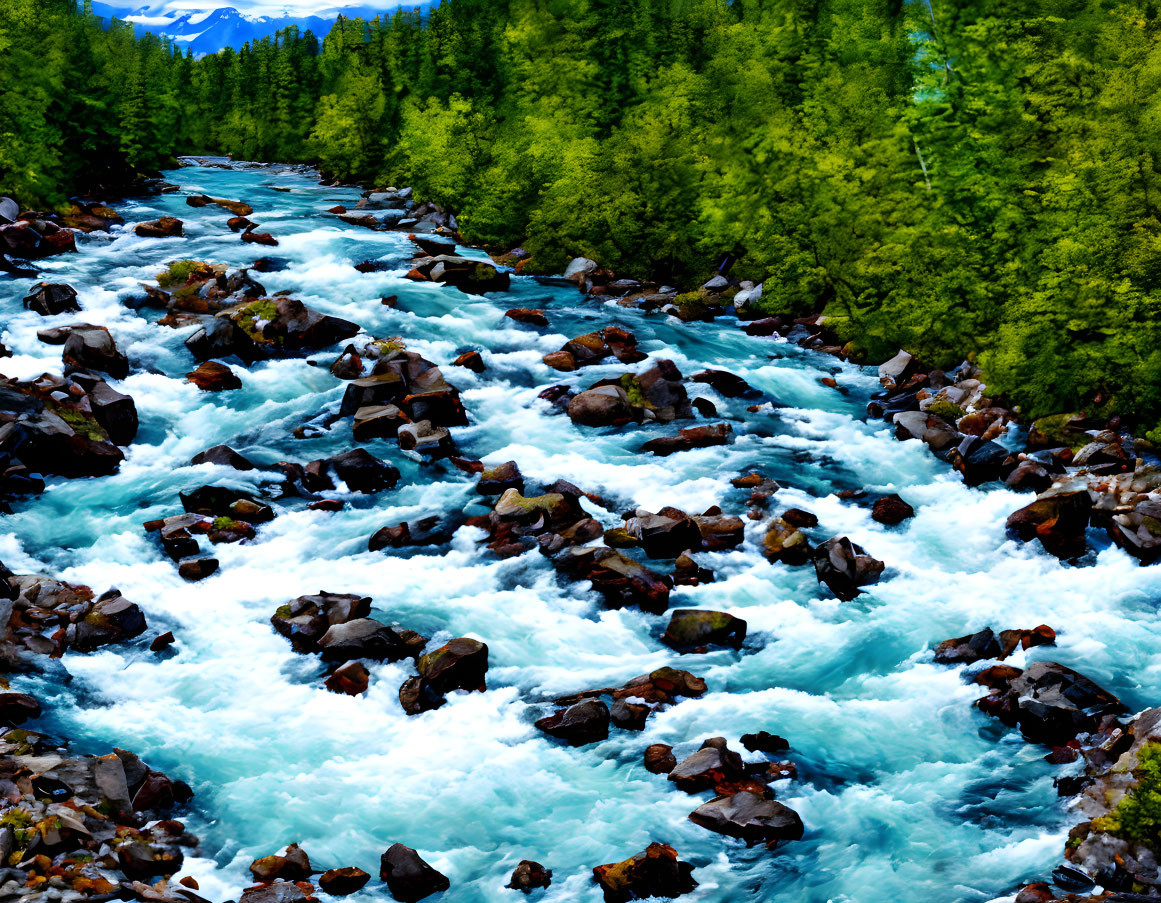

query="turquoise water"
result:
[3,161,1160,903]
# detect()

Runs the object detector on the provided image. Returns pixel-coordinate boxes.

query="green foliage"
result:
[1093,743,1161,849]
[9,0,1161,435]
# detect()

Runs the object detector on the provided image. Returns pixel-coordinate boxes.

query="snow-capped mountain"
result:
[89,2,425,55]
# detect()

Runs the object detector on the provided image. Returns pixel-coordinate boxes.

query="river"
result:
[3,160,1160,903]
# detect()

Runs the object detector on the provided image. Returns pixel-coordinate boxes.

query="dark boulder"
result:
[453,350,485,373]
[1005,460,1054,493]
[23,282,80,316]
[1006,489,1092,559]
[507,860,552,893]
[400,637,488,715]
[741,731,790,754]
[871,495,914,525]
[58,325,129,379]
[668,737,746,793]
[689,791,804,849]
[407,255,509,294]
[557,547,671,614]
[478,461,523,496]
[64,590,147,651]
[619,667,707,703]
[135,217,184,238]
[239,883,314,903]
[178,558,219,581]
[644,744,678,775]
[180,485,273,522]
[610,699,650,731]
[318,618,424,663]
[242,230,279,246]
[568,386,632,427]
[592,843,696,903]
[662,609,746,652]
[272,592,373,652]
[505,308,548,327]
[320,867,371,896]
[535,700,610,746]
[977,661,1126,746]
[379,843,450,902]
[935,625,1056,664]
[944,435,1013,486]
[812,536,884,601]
[322,448,400,493]
[642,423,731,457]
[340,372,406,417]
[191,444,254,470]
[629,509,702,560]
[88,380,138,445]
[762,518,810,565]
[933,628,1002,665]
[0,692,41,723]
[691,369,758,398]
[250,843,311,882]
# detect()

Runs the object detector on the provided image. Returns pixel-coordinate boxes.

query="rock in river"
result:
[134,216,184,238]
[976,661,1127,746]
[662,609,747,653]
[507,860,552,893]
[535,699,610,746]
[592,842,696,903]
[812,536,884,601]
[24,282,80,316]
[379,843,450,902]
[399,637,488,715]
[689,791,805,849]
[320,867,371,895]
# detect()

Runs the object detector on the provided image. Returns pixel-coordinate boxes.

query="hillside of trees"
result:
[3,0,1161,439]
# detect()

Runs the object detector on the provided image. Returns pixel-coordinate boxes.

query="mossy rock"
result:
[49,402,109,442]
[158,259,211,288]
[927,399,966,422]
[619,373,653,410]
[233,298,280,342]
[1030,413,1087,450]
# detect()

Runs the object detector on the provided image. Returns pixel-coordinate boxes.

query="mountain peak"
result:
[92,2,426,55]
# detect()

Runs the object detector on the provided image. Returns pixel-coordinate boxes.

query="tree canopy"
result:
[3,0,1161,438]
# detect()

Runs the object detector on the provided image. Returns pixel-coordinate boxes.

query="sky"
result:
[130,1,411,16]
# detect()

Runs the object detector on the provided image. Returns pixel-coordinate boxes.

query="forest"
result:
[3,0,1161,440]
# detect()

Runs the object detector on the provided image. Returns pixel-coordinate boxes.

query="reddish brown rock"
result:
[325,661,370,696]
[453,350,485,373]
[871,495,914,525]
[644,744,678,774]
[135,216,183,238]
[319,867,370,896]
[187,361,242,391]
[505,308,548,327]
